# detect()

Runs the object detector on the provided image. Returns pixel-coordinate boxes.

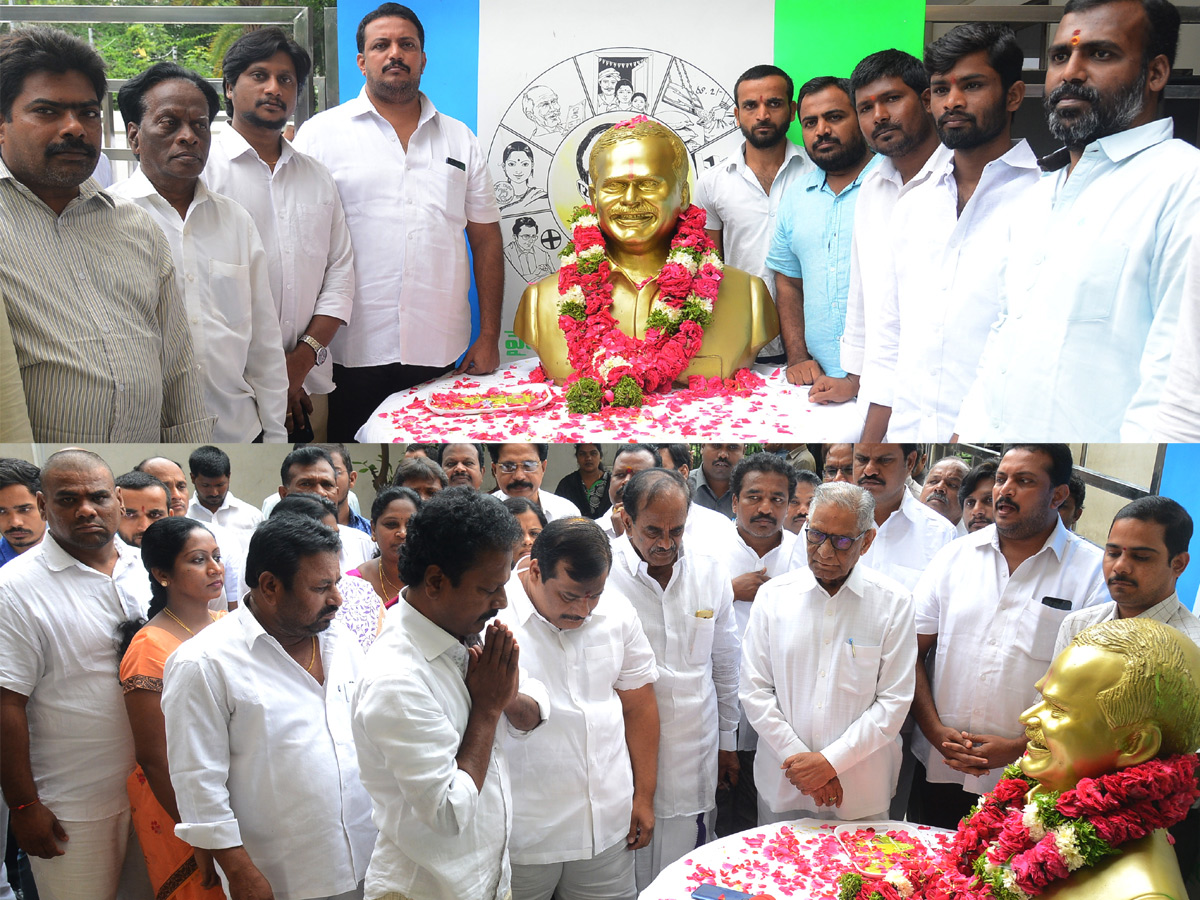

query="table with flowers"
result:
[638,819,952,900]
[355,358,864,442]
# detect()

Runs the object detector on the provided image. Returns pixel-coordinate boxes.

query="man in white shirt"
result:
[830,49,945,406]
[206,27,354,442]
[501,517,659,900]
[909,444,1107,829]
[710,453,798,836]
[695,64,813,365]
[185,445,263,550]
[859,26,1041,442]
[164,514,376,900]
[742,482,916,823]
[1056,495,1199,654]
[489,443,581,521]
[295,3,504,441]
[352,488,548,900]
[820,444,956,590]
[919,456,969,529]
[276,447,374,571]
[111,63,288,442]
[954,0,1200,441]
[0,450,153,900]
[605,445,733,561]
[605,469,740,890]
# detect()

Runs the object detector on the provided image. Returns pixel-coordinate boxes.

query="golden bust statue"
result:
[513,119,779,385]
[1019,618,1200,900]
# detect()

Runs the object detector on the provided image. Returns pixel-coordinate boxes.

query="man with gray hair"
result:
[740,482,916,823]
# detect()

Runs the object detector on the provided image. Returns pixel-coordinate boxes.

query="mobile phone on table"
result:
[691,885,756,900]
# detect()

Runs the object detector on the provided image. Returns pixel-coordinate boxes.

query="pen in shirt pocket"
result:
[848,638,856,658]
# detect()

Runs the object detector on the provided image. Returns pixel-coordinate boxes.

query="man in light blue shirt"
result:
[766,76,876,390]
[955,0,1200,441]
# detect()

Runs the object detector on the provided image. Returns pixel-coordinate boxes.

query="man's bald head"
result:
[40,448,113,488]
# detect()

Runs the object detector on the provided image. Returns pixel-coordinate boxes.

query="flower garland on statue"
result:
[837,754,1200,900]
[528,184,724,413]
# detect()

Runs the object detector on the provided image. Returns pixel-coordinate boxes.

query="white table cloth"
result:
[638,818,950,900]
[356,359,864,442]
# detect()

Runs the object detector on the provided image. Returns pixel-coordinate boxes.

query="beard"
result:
[740,120,787,150]
[936,102,1008,150]
[1045,68,1147,148]
[809,132,868,173]
[870,118,931,158]
[368,64,420,105]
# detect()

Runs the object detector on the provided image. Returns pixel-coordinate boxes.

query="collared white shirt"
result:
[1054,592,1200,657]
[954,119,1200,441]
[0,535,149,820]
[1155,238,1200,440]
[204,127,355,395]
[110,170,287,442]
[741,564,915,819]
[491,488,581,522]
[790,489,955,590]
[186,489,262,553]
[606,536,740,818]
[163,607,375,900]
[859,141,1041,440]
[352,599,549,900]
[339,524,375,573]
[499,568,658,864]
[295,90,500,368]
[913,518,1107,793]
[709,526,798,752]
[841,144,952,375]
[695,139,814,358]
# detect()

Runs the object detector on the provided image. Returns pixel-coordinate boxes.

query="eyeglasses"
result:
[823,465,854,480]
[806,527,868,551]
[497,460,542,474]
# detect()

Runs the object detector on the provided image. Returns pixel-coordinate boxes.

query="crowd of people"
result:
[2,0,1199,445]
[1,441,1197,900]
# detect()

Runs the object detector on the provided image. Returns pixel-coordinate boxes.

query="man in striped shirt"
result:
[0,28,211,442]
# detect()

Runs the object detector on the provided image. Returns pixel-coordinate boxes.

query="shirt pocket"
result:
[294,202,334,258]
[583,642,622,699]
[1017,598,1070,663]
[683,613,715,666]
[1064,239,1129,323]
[840,641,883,696]
[430,165,468,225]
[207,259,252,330]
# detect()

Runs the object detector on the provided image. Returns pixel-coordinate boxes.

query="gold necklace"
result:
[163,607,195,636]
[306,635,317,673]
[379,558,401,600]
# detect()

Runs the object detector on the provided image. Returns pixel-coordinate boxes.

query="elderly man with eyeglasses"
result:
[740,481,916,824]
[488,444,581,522]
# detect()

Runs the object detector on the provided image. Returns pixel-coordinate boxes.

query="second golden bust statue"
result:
[513,119,779,385]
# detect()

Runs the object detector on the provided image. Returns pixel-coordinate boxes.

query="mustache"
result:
[1046,81,1102,109]
[1108,576,1138,588]
[813,137,843,149]
[506,479,533,491]
[751,514,777,524]
[937,110,976,128]
[858,476,884,486]
[872,123,900,139]
[384,60,410,73]
[46,136,97,159]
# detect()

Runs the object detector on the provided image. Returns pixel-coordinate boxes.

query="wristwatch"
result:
[298,334,328,366]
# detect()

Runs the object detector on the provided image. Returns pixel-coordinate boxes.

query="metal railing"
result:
[944,444,1166,500]
[0,5,316,161]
